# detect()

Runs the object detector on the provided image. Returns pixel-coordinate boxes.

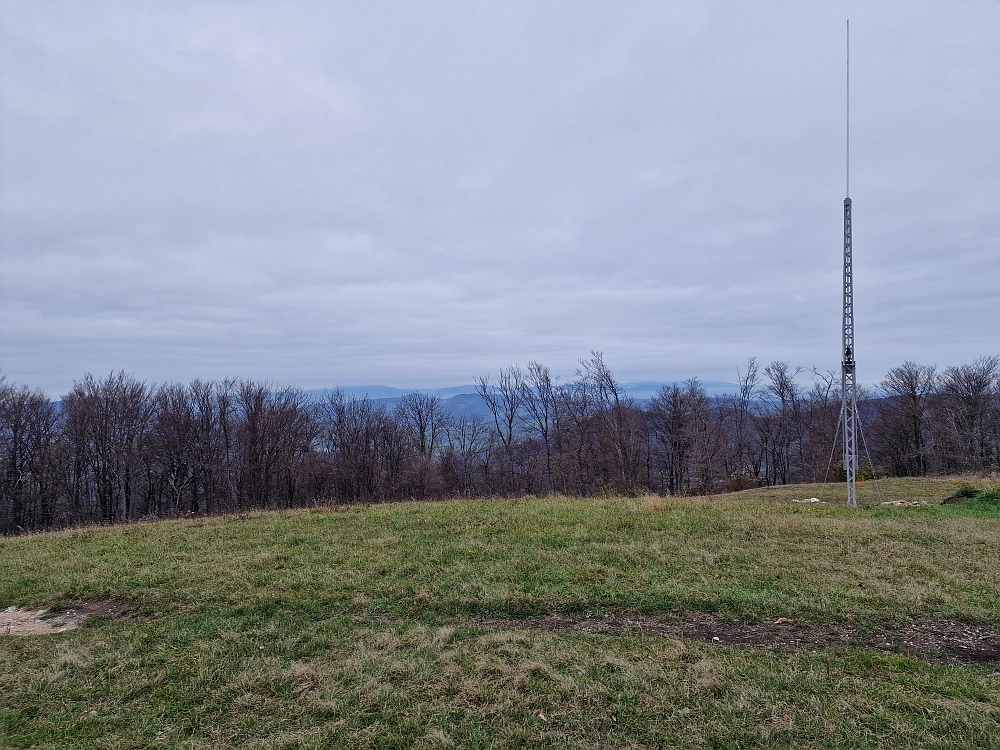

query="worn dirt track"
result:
[466,610,1000,666]
[6,599,998,666]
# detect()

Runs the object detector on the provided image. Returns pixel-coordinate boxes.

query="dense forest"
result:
[2,353,998,534]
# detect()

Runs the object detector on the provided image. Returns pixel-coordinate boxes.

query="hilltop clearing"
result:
[2,477,999,748]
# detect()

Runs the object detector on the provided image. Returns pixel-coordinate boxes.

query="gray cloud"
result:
[2,1,998,394]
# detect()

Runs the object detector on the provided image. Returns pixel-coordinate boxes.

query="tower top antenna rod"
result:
[847,19,850,198]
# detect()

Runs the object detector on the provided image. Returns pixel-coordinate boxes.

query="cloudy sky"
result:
[1,1,998,394]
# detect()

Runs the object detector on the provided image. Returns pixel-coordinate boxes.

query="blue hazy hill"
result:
[619,381,739,399]
[304,381,740,420]
[305,385,481,401]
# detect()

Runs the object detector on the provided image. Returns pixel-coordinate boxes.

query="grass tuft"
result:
[975,487,1000,504]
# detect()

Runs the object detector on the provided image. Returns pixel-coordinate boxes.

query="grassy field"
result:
[2,477,1000,749]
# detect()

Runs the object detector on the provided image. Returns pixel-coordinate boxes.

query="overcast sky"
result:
[2,1,998,395]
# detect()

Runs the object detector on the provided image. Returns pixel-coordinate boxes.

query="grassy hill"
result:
[2,477,1000,748]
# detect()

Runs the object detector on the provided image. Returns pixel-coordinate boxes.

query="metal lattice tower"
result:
[841,20,859,506]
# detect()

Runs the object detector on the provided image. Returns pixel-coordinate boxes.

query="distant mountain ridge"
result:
[304,380,740,420]
[304,385,482,400]
[617,381,740,399]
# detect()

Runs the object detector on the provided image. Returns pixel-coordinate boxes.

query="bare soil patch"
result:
[1,601,122,636]
[941,495,969,505]
[465,610,1000,665]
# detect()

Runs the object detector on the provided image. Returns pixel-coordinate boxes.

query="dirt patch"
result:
[463,611,1000,666]
[1,601,122,636]
[941,495,968,505]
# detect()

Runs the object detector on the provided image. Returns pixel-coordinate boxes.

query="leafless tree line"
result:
[2,353,998,534]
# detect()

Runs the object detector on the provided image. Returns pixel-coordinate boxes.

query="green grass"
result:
[936,485,1000,520]
[2,477,1000,748]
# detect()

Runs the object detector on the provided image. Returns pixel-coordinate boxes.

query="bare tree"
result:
[317,391,393,502]
[556,376,599,495]
[393,392,450,498]
[476,366,524,492]
[188,378,226,515]
[443,414,492,496]
[61,372,155,522]
[233,382,313,509]
[649,379,715,495]
[151,383,197,515]
[936,356,999,472]
[874,361,937,476]
[520,361,559,494]
[0,380,59,533]
[759,362,804,485]
[579,352,645,492]
[799,369,841,482]
[395,392,451,459]
[728,358,760,478]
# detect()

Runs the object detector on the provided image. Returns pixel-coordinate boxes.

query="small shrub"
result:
[593,478,614,498]
[955,485,982,499]
[718,472,768,493]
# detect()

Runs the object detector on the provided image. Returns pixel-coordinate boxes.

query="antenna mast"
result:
[841,19,859,506]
